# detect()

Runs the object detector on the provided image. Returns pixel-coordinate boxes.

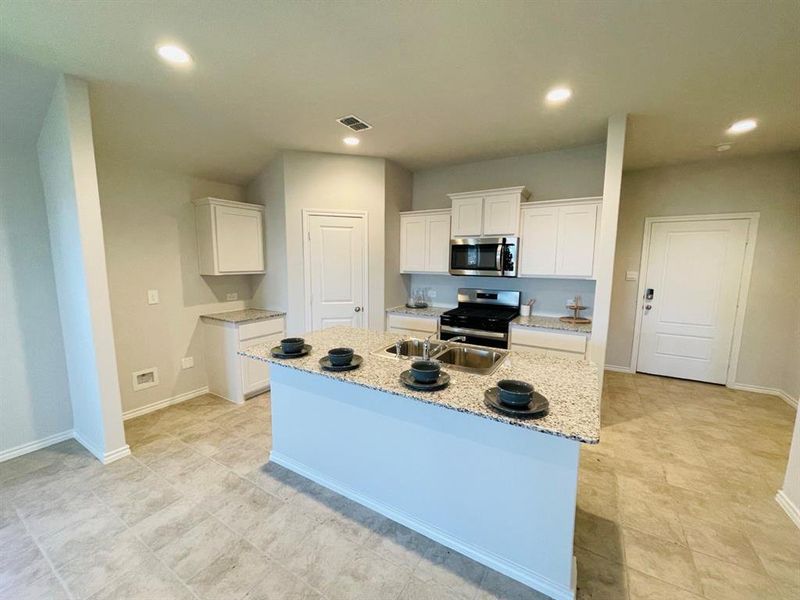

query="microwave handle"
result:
[495,244,503,271]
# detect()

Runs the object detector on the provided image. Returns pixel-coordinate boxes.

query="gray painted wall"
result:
[0,141,73,455]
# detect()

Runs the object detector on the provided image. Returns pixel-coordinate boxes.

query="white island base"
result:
[269,365,581,600]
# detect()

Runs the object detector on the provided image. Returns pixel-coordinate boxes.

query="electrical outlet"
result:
[226,292,238,301]
[147,289,159,304]
[181,356,194,369]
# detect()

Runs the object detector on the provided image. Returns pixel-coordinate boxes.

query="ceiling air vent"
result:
[337,115,372,132]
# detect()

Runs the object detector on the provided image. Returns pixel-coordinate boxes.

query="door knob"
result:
[354,307,361,312]
[645,304,652,310]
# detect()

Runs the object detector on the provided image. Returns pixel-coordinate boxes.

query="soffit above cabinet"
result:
[447,186,531,202]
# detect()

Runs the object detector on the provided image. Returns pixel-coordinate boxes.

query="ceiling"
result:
[1,1,798,183]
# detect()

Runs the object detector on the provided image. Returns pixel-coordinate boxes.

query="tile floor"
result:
[1,373,798,599]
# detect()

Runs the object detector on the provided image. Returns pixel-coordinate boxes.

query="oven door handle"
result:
[440,325,508,340]
[495,244,503,271]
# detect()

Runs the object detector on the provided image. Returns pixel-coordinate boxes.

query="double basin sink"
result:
[373,338,508,376]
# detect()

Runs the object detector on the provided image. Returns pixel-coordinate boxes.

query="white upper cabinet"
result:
[193,197,265,275]
[450,196,484,237]
[448,187,530,237]
[519,197,601,279]
[518,206,558,275]
[400,209,451,274]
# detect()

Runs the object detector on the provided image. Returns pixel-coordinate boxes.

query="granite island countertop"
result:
[385,305,451,318]
[240,326,600,444]
[512,314,592,334]
[201,308,286,324]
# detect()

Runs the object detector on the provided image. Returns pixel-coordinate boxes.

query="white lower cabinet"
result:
[203,316,285,403]
[386,313,438,338]
[510,325,588,360]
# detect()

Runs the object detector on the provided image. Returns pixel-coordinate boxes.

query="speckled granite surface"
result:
[201,308,286,324]
[240,326,600,443]
[385,305,450,318]
[512,315,592,334]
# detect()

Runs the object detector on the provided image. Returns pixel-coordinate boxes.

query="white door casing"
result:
[305,212,367,331]
[636,217,752,384]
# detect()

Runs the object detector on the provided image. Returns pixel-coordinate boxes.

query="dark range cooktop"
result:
[442,305,519,322]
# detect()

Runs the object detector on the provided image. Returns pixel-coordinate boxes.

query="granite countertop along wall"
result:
[240,326,600,444]
[201,308,286,324]
[512,315,592,334]
[385,305,451,318]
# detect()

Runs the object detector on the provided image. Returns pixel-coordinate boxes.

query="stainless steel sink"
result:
[374,337,508,375]
[434,345,508,375]
[378,338,443,358]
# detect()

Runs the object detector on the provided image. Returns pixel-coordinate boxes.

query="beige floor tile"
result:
[0,533,52,595]
[400,576,472,600]
[187,538,271,600]
[88,554,194,600]
[245,498,325,559]
[325,546,413,600]
[574,509,625,563]
[619,496,685,545]
[627,568,704,599]
[476,569,551,599]
[39,510,127,568]
[100,472,183,526]
[4,572,70,600]
[57,529,152,599]
[156,515,240,581]
[128,494,210,551]
[574,546,628,600]
[692,550,781,600]
[679,515,765,574]
[282,519,360,590]
[414,541,488,599]
[363,518,434,570]
[243,561,323,600]
[207,477,284,535]
[621,527,702,595]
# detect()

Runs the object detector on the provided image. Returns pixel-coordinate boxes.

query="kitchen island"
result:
[241,327,600,600]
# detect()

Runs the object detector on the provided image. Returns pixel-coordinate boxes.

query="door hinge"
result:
[307,231,311,241]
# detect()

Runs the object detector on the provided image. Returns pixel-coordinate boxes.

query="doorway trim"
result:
[301,209,370,332]
[628,212,759,386]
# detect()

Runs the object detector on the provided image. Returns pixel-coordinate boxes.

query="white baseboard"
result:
[604,364,634,374]
[122,386,209,420]
[72,431,130,464]
[776,490,800,530]
[102,444,131,464]
[728,383,798,409]
[0,430,74,463]
[270,451,576,600]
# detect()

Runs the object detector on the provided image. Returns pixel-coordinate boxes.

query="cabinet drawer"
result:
[238,318,285,342]
[510,326,587,353]
[386,314,438,334]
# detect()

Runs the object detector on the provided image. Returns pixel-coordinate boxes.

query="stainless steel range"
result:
[439,288,520,349]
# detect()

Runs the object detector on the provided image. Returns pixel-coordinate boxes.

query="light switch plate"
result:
[147,289,159,304]
[625,271,638,281]
[181,356,194,369]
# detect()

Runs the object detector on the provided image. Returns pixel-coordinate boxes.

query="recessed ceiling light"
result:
[343,137,360,146]
[545,86,572,104]
[726,119,757,135]
[715,144,732,152]
[156,44,192,66]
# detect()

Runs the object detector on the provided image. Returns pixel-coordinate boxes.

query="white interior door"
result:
[307,214,366,330]
[637,218,750,384]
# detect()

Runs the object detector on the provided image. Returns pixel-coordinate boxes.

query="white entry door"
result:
[637,218,750,384]
[307,214,366,330]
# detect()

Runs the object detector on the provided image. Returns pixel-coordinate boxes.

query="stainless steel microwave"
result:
[449,237,518,277]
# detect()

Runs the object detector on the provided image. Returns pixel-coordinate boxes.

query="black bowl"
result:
[410,360,440,383]
[328,347,354,366]
[497,380,533,407]
[280,337,305,354]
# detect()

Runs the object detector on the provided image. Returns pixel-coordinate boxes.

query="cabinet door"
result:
[425,213,451,273]
[518,207,558,276]
[556,204,598,277]
[241,333,282,395]
[400,215,427,272]
[214,206,265,273]
[451,197,484,237]
[482,193,520,236]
